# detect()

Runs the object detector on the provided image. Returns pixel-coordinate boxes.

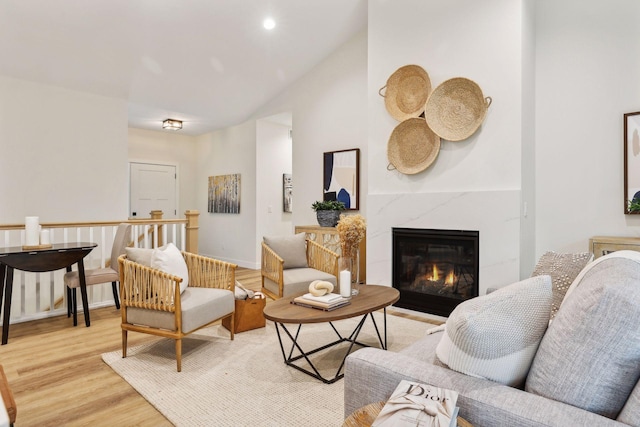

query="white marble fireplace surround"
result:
[367,189,521,297]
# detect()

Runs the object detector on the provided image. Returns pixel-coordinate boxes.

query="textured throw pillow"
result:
[435,275,552,387]
[531,251,592,320]
[125,247,154,267]
[263,233,308,269]
[150,243,189,293]
[526,250,640,419]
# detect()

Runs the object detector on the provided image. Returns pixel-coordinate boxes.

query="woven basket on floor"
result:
[424,77,492,141]
[380,65,431,122]
[387,118,440,175]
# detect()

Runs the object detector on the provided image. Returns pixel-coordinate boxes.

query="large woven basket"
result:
[380,65,431,122]
[387,118,440,175]
[424,77,491,142]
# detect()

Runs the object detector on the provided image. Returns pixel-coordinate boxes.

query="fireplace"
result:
[392,228,479,317]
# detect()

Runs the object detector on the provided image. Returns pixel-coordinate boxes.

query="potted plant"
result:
[629,198,640,214]
[311,200,345,227]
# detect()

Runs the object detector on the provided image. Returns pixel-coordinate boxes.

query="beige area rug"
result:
[102,313,434,427]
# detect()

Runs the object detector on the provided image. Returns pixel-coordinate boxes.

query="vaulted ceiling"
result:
[0,0,367,135]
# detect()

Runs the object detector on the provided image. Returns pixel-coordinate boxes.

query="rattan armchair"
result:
[261,237,339,299]
[118,251,237,372]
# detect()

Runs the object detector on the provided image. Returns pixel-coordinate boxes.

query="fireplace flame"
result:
[445,270,455,285]
[432,264,439,281]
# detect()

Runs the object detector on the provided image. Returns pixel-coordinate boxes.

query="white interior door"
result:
[129,162,177,219]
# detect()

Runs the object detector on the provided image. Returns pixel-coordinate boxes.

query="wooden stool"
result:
[343,401,472,427]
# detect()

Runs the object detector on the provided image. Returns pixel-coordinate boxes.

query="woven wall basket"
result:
[380,65,431,122]
[387,118,440,175]
[424,77,492,142]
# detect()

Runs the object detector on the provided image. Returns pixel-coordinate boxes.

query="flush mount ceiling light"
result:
[263,17,276,30]
[162,119,182,130]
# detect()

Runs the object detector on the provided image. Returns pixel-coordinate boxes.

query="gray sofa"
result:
[344,251,640,426]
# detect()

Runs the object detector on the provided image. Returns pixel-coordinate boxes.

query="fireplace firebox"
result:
[392,228,479,317]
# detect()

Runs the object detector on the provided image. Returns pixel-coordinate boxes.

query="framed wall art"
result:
[208,173,241,214]
[283,173,292,213]
[624,112,640,214]
[323,148,360,210]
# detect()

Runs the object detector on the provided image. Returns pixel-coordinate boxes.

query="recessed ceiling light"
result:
[263,18,276,30]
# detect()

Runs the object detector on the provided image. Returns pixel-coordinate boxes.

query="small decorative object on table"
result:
[372,380,459,427]
[336,214,366,295]
[22,216,53,250]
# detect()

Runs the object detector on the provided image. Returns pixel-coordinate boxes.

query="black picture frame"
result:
[624,112,640,214]
[322,148,360,210]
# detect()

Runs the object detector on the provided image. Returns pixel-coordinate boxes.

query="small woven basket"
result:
[380,65,432,122]
[424,77,491,142]
[387,118,441,175]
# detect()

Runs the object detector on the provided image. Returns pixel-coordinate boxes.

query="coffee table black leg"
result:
[274,314,377,384]
[77,259,90,327]
[1,267,13,345]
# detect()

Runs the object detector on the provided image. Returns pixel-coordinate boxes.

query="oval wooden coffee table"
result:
[263,285,400,384]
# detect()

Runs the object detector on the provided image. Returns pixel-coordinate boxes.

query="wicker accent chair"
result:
[261,233,339,300]
[118,251,237,372]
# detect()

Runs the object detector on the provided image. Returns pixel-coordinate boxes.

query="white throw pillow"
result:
[435,275,552,387]
[150,243,189,294]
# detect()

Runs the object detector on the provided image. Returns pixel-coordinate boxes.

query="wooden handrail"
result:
[0,219,186,231]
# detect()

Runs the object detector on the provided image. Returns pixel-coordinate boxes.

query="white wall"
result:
[195,29,368,268]
[535,0,640,254]
[367,0,526,293]
[128,128,198,217]
[255,118,293,262]
[195,121,257,266]
[253,30,368,228]
[0,75,128,223]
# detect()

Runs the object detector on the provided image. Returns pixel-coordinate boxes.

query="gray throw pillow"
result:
[526,250,640,419]
[435,275,552,387]
[531,251,592,320]
[125,247,154,267]
[263,233,308,269]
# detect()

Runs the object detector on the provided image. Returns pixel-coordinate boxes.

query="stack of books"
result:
[372,380,459,427]
[292,292,351,311]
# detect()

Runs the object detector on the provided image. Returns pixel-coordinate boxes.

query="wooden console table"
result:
[295,225,366,283]
[589,236,640,259]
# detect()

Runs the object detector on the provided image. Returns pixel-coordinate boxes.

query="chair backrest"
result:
[111,223,132,273]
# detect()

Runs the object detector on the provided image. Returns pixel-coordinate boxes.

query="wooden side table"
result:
[343,401,472,427]
[589,236,640,259]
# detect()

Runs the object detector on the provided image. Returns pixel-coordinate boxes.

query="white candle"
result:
[25,216,39,246]
[40,229,50,245]
[340,269,351,297]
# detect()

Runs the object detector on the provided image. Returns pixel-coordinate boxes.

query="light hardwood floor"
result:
[0,268,262,427]
[0,268,436,426]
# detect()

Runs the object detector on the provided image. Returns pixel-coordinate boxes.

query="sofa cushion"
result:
[150,243,189,293]
[263,233,308,269]
[530,251,592,321]
[618,379,640,426]
[127,287,234,333]
[525,250,640,419]
[263,268,337,298]
[436,275,552,387]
